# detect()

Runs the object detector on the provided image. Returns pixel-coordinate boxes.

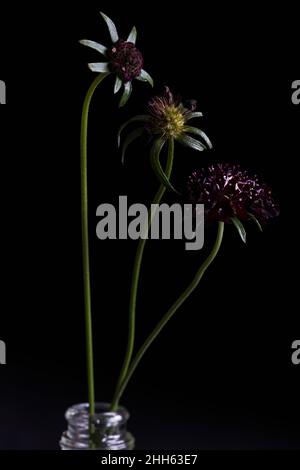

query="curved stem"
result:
[113,221,225,406]
[81,73,110,416]
[110,138,175,411]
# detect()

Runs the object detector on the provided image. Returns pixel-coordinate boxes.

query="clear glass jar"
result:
[60,402,135,450]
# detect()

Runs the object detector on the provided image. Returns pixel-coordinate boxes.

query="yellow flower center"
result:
[163,105,185,137]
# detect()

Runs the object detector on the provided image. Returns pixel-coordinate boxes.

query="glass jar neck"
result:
[60,402,135,450]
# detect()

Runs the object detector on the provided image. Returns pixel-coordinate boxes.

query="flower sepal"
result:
[150,137,180,194]
[231,216,247,243]
[118,115,151,148]
[248,213,263,232]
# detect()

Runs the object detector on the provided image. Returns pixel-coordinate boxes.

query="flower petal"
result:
[79,39,107,56]
[186,112,203,120]
[231,216,247,243]
[150,137,179,194]
[136,69,154,87]
[184,126,213,149]
[100,12,119,44]
[175,134,206,152]
[119,81,132,108]
[88,62,110,73]
[121,128,144,165]
[118,115,151,147]
[248,213,263,232]
[127,26,137,44]
[114,76,123,94]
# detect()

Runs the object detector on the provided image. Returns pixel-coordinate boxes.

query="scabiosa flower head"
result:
[146,87,209,144]
[186,163,279,242]
[80,12,153,107]
[147,87,186,138]
[108,40,144,82]
[118,87,212,193]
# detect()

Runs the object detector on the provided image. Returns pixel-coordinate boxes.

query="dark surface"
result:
[0,1,299,450]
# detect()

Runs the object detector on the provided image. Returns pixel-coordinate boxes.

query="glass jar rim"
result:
[65,402,129,426]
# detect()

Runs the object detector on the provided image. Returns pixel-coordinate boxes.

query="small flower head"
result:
[186,163,279,242]
[147,87,187,138]
[118,87,212,193]
[80,12,153,107]
[108,40,144,82]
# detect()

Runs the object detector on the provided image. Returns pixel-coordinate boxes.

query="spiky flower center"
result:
[108,40,144,82]
[147,88,189,138]
[161,105,186,137]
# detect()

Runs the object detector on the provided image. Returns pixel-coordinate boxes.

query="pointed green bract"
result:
[150,137,179,194]
[231,216,247,243]
[100,11,119,43]
[121,128,144,164]
[248,213,263,232]
[175,134,206,152]
[118,115,150,147]
[119,81,132,107]
[136,69,154,87]
[184,126,213,149]
[186,112,203,120]
[114,76,122,94]
[127,26,137,44]
[88,62,110,73]
[79,40,107,56]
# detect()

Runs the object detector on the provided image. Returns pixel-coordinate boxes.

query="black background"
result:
[0,1,299,450]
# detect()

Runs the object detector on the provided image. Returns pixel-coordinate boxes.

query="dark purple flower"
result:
[80,12,153,107]
[108,40,144,82]
[186,163,279,226]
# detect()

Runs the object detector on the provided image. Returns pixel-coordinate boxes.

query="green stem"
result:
[110,138,175,411]
[113,221,225,406]
[81,73,110,416]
